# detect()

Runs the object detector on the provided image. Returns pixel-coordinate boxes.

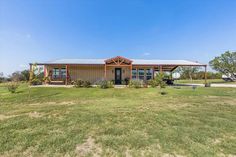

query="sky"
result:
[1,0,236,75]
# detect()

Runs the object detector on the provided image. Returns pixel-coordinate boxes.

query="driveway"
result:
[175,83,236,88]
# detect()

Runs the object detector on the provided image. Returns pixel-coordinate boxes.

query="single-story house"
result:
[30,56,207,85]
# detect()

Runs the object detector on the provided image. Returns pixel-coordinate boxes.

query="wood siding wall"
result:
[45,64,152,84]
[68,65,104,83]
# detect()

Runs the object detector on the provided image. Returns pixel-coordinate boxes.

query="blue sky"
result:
[1,0,236,75]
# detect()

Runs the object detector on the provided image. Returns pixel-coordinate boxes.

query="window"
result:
[132,69,137,79]
[146,69,153,80]
[138,69,144,80]
[52,68,60,79]
[60,68,66,79]
[52,68,66,79]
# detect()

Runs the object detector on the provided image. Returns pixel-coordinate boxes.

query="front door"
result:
[115,68,122,84]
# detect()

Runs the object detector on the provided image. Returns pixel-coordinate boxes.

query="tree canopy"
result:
[209,51,236,81]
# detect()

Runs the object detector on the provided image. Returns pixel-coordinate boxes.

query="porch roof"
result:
[37,58,205,66]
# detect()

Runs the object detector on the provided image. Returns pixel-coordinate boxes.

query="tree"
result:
[21,70,30,81]
[209,51,236,81]
[0,72,4,83]
[10,71,24,82]
[176,66,200,80]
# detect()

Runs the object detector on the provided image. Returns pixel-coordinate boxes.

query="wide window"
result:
[138,69,145,80]
[52,68,66,79]
[132,69,137,79]
[146,69,153,80]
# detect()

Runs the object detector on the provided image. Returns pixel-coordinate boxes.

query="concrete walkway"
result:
[30,83,236,88]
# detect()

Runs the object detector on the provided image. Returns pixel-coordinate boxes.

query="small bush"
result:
[7,82,19,93]
[159,81,166,89]
[98,80,109,89]
[129,80,143,88]
[148,79,158,88]
[160,91,168,95]
[124,77,130,85]
[83,81,91,88]
[30,78,42,85]
[107,81,114,88]
[73,79,84,88]
[43,76,50,84]
[155,74,166,89]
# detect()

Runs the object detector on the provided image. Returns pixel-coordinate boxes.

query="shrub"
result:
[43,76,50,84]
[73,79,84,88]
[129,80,143,88]
[160,91,168,95]
[30,78,42,85]
[98,80,109,89]
[83,81,91,88]
[124,77,130,85]
[155,73,166,89]
[7,82,19,93]
[148,79,158,88]
[107,81,114,88]
[159,81,166,89]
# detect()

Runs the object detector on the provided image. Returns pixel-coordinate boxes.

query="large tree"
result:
[176,66,200,80]
[209,51,236,81]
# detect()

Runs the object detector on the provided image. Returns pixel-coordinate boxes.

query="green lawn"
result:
[0,84,236,157]
[176,79,236,84]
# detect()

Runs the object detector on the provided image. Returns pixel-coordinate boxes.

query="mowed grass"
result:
[0,84,236,157]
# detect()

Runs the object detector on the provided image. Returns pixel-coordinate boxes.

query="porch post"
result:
[44,65,46,78]
[152,66,155,79]
[44,65,47,84]
[136,67,138,79]
[104,64,107,79]
[159,65,163,74]
[204,65,207,84]
[130,64,132,80]
[66,65,68,85]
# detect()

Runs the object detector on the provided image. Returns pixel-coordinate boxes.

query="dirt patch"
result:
[28,112,43,118]
[162,154,186,157]
[213,138,221,145]
[75,137,102,157]
[29,101,76,106]
[125,149,132,157]
[0,114,15,121]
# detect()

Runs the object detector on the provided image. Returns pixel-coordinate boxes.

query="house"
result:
[30,56,207,85]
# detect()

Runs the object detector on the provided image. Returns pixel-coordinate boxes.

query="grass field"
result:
[176,79,236,84]
[0,84,236,157]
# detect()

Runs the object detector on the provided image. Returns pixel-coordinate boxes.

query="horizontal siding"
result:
[45,64,155,84]
[68,65,104,83]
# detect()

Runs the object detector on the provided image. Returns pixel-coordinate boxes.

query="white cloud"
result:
[143,52,151,56]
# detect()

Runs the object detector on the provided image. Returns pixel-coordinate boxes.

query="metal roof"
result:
[41,58,205,66]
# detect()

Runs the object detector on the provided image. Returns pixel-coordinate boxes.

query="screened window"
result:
[132,69,137,79]
[138,69,145,80]
[146,69,153,80]
[52,68,66,79]
[52,68,60,79]
[61,68,66,79]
